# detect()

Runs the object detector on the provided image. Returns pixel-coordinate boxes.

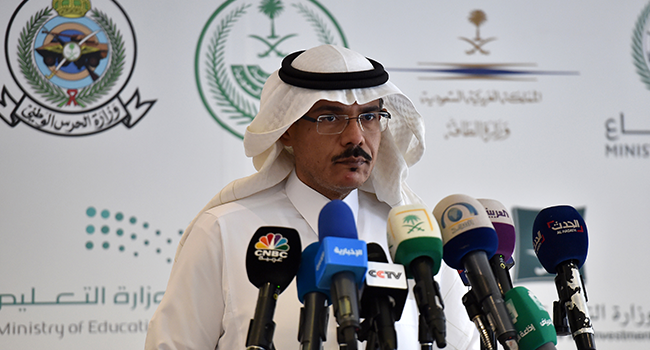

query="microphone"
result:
[433,194,518,350]
[478,198,516,296]
[296,242,331,350]
[245,226,302,350]
[315,200,367,349]
[462,290,495,350]
[386,204,446,348]
[358,242,408,350]
[532,206,595,350]
[505,286,557,350]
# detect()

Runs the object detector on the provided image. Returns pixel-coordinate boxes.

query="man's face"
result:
[280,99,383,200]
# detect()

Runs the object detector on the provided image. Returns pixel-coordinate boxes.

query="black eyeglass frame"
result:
[300,111,391,135]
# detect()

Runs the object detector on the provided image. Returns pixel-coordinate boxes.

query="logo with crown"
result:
[254,232,291,262]
[195,0,348,139]
[1,0,155,136]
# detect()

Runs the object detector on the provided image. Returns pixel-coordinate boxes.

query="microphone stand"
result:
[246,282,279,350]
[418,314,433,350]
[462,290,496,350]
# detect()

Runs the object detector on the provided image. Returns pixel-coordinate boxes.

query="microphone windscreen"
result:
[318,199,358,241]
[432,194,498,270]
[532,205,588,274]
[386,204,443,277]
[297,242,331,304]
[362,243,408,320]
[478,199,516,261]
[246,226,302,293]
[367,242,389,263]
[505,286,557,350]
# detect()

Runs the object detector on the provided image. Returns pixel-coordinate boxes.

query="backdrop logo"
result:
[459,10,496,55]
[84,206,183,264]
[1,0,155,136]
[392,9,579,83]
[195,0,347,139]
[632,1,650,91]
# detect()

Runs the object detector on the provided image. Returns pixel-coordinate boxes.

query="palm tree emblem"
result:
[459,10,496,55]
[402,215,425,234]
[250,0,297,57]
[259,0,283,39]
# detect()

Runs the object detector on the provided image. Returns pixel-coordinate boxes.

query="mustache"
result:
[331,146,372,162]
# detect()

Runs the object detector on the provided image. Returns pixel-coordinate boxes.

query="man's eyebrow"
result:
[311,103,381,114]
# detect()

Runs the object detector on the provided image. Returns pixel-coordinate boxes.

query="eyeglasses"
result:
[301,111,391,135]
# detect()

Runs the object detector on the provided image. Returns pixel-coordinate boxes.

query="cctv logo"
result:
[366,261,408,290]
[368,270,403,280]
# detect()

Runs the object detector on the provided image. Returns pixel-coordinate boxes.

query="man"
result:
[145,45,477,349]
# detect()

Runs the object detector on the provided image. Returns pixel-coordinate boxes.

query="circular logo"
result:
[195,0,348,139]
[633,1,650,91]
[3,0,149,136]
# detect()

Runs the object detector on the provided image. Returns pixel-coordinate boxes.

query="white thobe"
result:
[145,171,477,349]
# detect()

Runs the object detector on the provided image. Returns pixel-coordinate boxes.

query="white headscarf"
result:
[175,45,425,261]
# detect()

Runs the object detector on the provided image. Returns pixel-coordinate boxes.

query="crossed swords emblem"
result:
[458,10,496,55]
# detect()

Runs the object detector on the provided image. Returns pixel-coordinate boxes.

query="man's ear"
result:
[279,124,295,147]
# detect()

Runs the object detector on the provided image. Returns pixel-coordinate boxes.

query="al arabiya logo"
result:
[195,0,347,139]
[1,0,155,136]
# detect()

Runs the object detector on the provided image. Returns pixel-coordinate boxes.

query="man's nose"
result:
[340,117,365,145]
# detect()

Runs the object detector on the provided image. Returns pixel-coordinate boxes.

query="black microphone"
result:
[245,226,302,350]
[358,243,408,350]
[462,289,495,350]
[533,206,595,350]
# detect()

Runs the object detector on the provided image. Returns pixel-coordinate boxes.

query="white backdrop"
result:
[1,0,649,349]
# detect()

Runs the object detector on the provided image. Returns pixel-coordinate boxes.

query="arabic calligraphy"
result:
[444,118,510,142]
[18,100,125,135]
[420,89,542,107]
[590,303,650,328]
[605,112,650,141]
[485,208,510,219]
[546,219,584,234]
[0,286,164,311]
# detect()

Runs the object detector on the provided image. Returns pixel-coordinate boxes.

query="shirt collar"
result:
[286,169,359,235]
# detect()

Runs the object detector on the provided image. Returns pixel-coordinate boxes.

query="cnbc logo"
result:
[254,232,290,262]
[195,0,347,139]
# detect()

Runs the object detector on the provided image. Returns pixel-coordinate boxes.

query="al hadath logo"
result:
[1,0,155,136]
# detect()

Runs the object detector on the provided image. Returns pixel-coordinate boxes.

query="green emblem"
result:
[632,1,650,90]
[196,0,348,139]
[402,214,425,234]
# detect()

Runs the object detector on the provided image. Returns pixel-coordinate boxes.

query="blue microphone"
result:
[314,200,367,349]
[297,242,331,350]
[533,205,594,350]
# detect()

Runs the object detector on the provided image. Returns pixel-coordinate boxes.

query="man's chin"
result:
[338,169,370,188]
